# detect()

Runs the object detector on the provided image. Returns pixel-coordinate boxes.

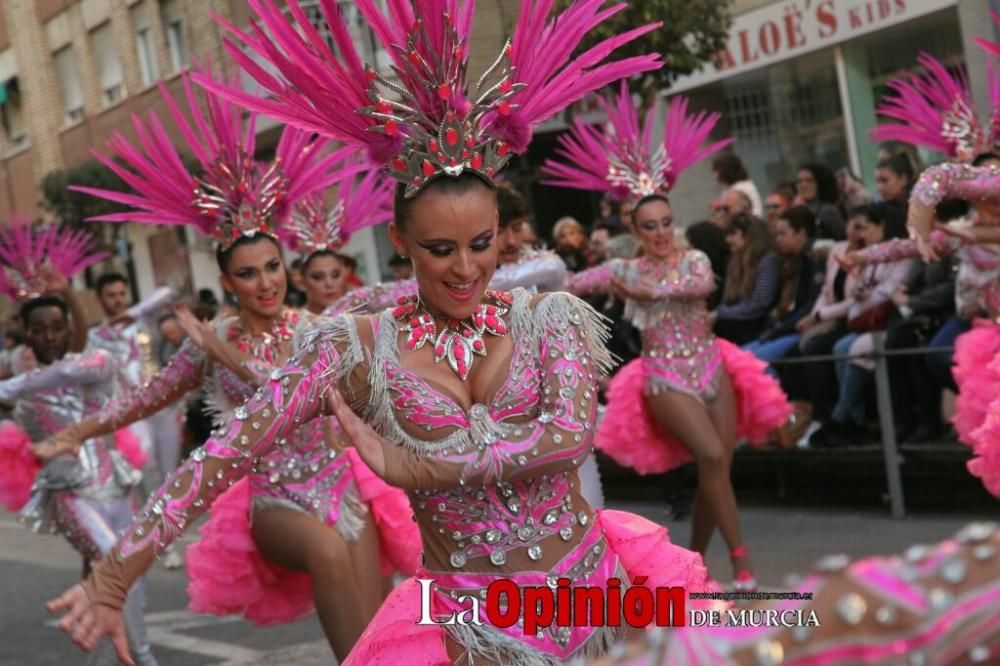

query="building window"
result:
[0,77,27,149]
[54,46,85,123]
[160,0,189,73]
[91,22,125,107]
[300,1,390,71]
[132,3,159,87]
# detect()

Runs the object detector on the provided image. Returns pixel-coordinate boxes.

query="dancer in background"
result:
[45,68,418,660]
[43,2,710,664]
[544,82,791,589]
[0,222,157,666]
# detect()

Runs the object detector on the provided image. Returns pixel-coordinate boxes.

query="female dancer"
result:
[46,70,419,659]
[0,223,157,665]
[543,82,791,588]
[43,2,713,664]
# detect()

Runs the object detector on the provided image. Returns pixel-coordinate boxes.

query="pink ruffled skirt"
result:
[185,448,421,626]
[952,321,1000,499]
[596,339,792,475]
[344,509,718,665]
[0,420,40,512]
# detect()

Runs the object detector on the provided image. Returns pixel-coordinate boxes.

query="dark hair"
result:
[301,249,343,274]
[95,272,128,295]
[632,193,671,220]
[4,329,24,346]
[724,214,775,302]
[388,253,410,267]
[798,164,839,204]
[876,155,915,183]
[198,288,218,306]
[495,181,530,228]
[771,181,796,201]
[20,295,68,325]
[936,199,970,222]
[973,152,1000,167]
[855,202,907,240]
[214,234,282,273]
[393,172,497,231]
[685,221,727,278]
[593,221,625,238]
[712,153,749,185]
[290,257,303,270]
[778,206,816,238]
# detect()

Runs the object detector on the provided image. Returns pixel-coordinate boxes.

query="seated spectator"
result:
[874,154,914,208]
[712,214,781,344]
[388,253,413,281]
[521,220,541,249]
[798,163,845,240]
[744,206,823,368]
[712,152,763,216]
[588,223,614,266]
[780,212,868,433]
[552,216,589,271]
[765,182,796,231]
[810,204,911,447]
[685,220,728,309]
[711,188,753,228]
[836,167,871,211]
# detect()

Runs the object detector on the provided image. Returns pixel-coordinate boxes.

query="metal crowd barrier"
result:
[765,334,957,519]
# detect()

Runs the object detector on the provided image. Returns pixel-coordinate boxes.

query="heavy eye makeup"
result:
[419,230,495,257]
[235,258,282,280]
[639,218,673,231]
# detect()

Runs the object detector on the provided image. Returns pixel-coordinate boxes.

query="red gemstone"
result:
[231,228,240,237]
[465,135,475,147]
[497,142,509,156]
[461,149,469,159]
[463,329,472,337]
[422,160,436,176]
[454,45,465,60]
[449,158,459,167]
[470,153,483,170]
[486,306,496,314]
[366,68,377,81]
[485,315,498,328]
[445,127,459,146]
[446,111,456,121]
[429,139,440,153]
[498,101,511,117]
[473,340,484,351]
[384,119,397,136]
[392,157,407,172]
[437,152,446,162]
[500,79,512,93]
[435,344,445,355]
[410,317,420,327]
[408,50,421,66]
[376,100,391,113]
[454,345,464,358]
[437,83,452,99]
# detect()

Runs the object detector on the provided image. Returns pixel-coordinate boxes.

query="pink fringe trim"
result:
[596,340,792,475]
[0,420,39,512]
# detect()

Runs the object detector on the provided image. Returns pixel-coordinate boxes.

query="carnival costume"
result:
[66,2,729,664]
[543,82,791,474]
[0,221,157,665]
[67,69,419,626]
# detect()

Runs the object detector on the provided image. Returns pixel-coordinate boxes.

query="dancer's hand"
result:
[47,584,134,666]
[327,389,387,479]
[935,221,977,244]
[610,276,655,302]
[35,429,83,460]
[174,305,212,349]
[107,313,137,327]
[40,267,71,295]
[836,251,865,272]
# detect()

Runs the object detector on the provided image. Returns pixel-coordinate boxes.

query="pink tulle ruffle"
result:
[951,322,1000,446]
[596,340,792,475]
[185,478,315,626]
[344,509,717,665]
[0,420,40,512]
[114,428,147,470]
[346,448,422,577]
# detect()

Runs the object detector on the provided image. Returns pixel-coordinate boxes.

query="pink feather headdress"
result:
[283,152,394,258]
[541,81,734,200]
[70,66,344,250]
[0,219,107,302]
[198,0,662,198]
[871,52,1000,163]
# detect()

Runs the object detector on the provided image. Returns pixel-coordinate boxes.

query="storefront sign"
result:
[669,0,958,92]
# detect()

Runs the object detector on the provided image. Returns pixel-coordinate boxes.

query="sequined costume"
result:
[863,163,1000,498]
[0,350,156,665]
[96,307,419,625]
[80,289,715,665]
[585,522,1000,666]
[567,253,791,475]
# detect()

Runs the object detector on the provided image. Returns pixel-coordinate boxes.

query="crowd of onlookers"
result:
[542,145,974,451]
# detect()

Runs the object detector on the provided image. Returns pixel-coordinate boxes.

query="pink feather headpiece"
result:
[198,0,662,198]
[871,52,1000,163]
[541,81,734,200]
[0,219,107,302]
[71,66,344,250]
[283,152,394,258]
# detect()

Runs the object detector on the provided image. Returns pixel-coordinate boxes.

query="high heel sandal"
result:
[730,545,757,592]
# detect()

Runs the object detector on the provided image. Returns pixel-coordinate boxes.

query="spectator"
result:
[388,253,413,281]
[711,188,753,228]
[156,312,185,367]
[744,206,823,366]
[552,216,589,271]
[285,257,307,307]
[765,182,796,230]
[588,224,612,266]
[810,204,911,448]
[712,214,781,344]
[340,254,364,290]
[798,164,845,240]
[874,155,915,207]
[685,220,728,309]
[836,167,871,211]
[877,141,923,179]
[496,181,531,265]
[712,152,763,216]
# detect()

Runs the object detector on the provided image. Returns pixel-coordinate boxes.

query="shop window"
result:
[160,0,189,73]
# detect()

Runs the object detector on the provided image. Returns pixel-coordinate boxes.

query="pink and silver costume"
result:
[568,254,791,475]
